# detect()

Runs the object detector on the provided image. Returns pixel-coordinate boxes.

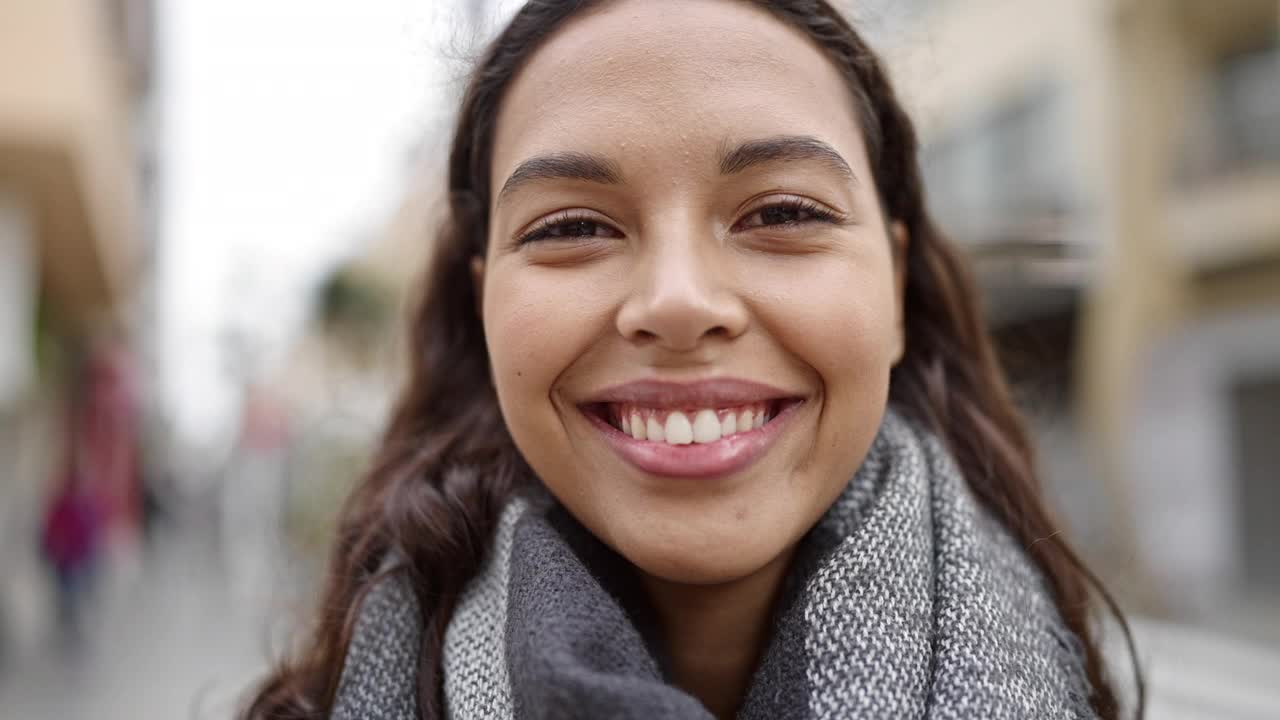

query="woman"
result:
[246,1,1140,718]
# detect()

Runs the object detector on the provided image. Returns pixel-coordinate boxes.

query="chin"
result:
[612,522,791,587]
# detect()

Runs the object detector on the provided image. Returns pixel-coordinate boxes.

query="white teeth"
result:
[664,411,693,445]
[610,403,777,445]
[720,413,737,436]
[692,409,721,444]
[646,416,665,442]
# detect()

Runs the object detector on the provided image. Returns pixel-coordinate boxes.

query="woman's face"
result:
[479,0,905,586]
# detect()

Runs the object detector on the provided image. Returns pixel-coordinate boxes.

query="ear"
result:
[889,221,910,365]
[470,256,486,315]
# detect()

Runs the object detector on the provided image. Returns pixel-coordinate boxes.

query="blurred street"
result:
[1127,618,1280,719]
[0,505,286,720]
[0,513,274,720]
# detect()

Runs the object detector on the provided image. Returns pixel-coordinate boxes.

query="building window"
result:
[1215,41,1280,170]
[1181,39,1280,181]
[921,81,1075,247]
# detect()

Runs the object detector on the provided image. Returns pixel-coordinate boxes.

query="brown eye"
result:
[548,220,607,238]
[735,198,838,231]
[757,205,813,226]
[518,215,622,245]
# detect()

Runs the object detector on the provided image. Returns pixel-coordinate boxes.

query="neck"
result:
[640,549,795,720]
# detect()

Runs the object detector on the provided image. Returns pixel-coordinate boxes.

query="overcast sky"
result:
[157,0,485,449]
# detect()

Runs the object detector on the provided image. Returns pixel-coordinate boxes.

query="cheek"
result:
[749,253,898,523]
[750,251,901,384]
[484,270,561,409]
[482,265,614,429]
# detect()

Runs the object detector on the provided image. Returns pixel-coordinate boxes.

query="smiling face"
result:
[478,0,906,586]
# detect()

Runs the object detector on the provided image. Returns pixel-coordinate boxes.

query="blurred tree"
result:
[315,265,394,366]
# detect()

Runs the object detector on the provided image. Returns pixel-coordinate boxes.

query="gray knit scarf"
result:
[331,409,1097,719]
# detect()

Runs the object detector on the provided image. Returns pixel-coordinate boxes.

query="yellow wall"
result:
[0,0,140,330]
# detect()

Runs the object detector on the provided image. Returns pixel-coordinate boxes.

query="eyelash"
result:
[734,196,842,231]
[515,211,617,246]
[514,197,842,246]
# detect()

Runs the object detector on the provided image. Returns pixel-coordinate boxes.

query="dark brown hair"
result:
[244,1,1141,717]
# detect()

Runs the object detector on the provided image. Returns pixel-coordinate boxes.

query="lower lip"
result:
[582,401,804,479]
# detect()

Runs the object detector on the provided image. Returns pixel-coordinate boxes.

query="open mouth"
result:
[581,398,803,446]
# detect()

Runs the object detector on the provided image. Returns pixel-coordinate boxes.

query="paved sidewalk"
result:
[0,517,295,720]
[1123,617,1280,719]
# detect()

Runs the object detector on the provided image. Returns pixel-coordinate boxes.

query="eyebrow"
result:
[497,151,623,205]
[496,135,854,205]
[718,135,855,181]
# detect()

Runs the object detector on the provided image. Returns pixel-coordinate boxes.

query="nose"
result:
[615,228,749,352]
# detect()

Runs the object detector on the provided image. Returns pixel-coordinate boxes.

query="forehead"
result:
[490,0,869,190]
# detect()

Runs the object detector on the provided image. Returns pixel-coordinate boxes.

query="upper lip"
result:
[582,378,803,409]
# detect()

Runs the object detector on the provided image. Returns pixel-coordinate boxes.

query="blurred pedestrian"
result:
[40,461,102,649]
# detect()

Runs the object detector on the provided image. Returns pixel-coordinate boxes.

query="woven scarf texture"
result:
[331,408,1097,719]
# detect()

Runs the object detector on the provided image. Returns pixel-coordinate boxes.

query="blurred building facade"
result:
[879,0,1279,636]
[268,156,441,566]
[0,0,151,653]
